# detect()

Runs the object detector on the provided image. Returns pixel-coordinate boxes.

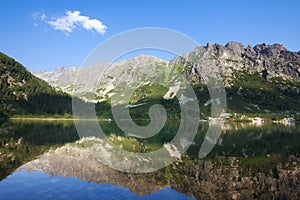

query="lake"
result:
[0,120,300,199]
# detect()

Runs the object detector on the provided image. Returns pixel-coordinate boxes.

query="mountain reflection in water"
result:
[0,170,195,200]
[0,120,300,199]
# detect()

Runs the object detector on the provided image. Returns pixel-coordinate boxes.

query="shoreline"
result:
[4,113,299,125]
[9,117,112,122]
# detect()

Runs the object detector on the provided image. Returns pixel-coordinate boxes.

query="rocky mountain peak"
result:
[253,43,287,57]
[254,43,286,52]
[55,66,78,73]
[202,42,289,59]
[225,41,245,56]
[126,54,164,64]
[170,42,300,85]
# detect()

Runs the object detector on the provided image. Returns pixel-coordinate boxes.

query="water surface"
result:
[0,120,300,199]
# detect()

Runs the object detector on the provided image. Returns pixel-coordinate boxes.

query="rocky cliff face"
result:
[170,42,300,86]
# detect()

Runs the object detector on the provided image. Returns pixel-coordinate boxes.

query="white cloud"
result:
[32,12,47,21]
[33,10,107,35]
[40,13,47,21]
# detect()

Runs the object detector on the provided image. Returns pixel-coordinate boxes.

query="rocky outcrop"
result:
[170,42,300,86]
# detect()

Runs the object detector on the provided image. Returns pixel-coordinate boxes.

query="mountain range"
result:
[1,41,299,119]
[34,42,300,90]
[33,42,300,118]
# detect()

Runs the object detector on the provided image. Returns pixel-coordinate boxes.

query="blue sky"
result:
[0,0,300,71]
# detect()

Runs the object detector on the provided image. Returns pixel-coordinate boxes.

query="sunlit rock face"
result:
[170,42,300,86]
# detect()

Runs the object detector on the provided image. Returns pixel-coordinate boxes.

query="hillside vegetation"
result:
[0,52,72,117]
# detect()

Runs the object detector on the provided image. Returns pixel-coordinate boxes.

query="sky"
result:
[0,0,300,71]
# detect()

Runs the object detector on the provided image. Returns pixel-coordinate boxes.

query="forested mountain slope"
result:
[0,52,72,117]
